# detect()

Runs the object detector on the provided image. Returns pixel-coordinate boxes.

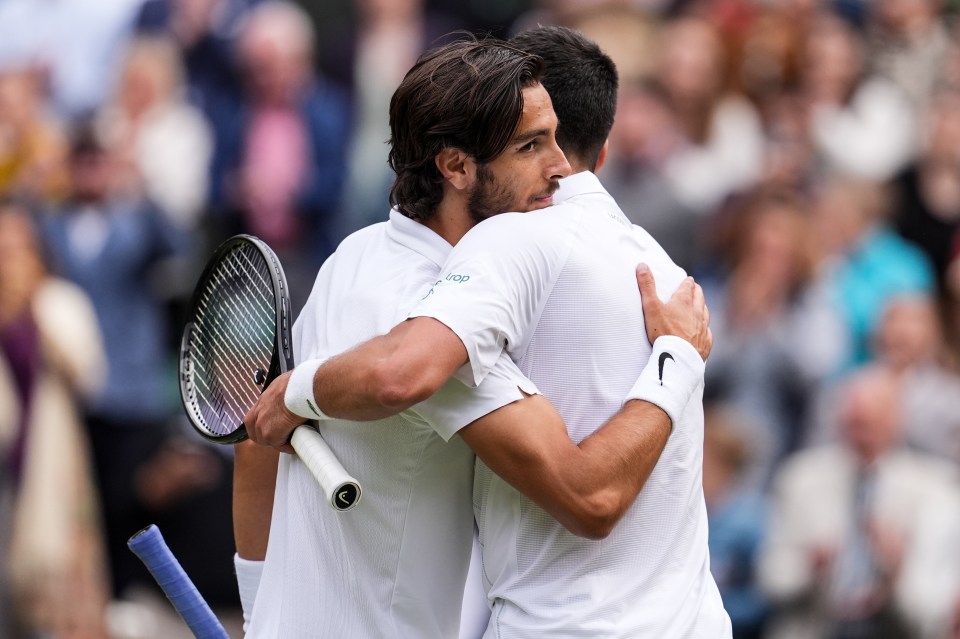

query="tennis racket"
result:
[179,234,362,511]
[128,525,229,639]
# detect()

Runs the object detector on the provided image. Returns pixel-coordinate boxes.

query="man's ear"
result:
[435,148,475,192]
[594,139,610,173]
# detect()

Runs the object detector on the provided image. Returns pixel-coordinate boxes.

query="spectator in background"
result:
[865,0,954,115]
[945,242,960,366]
[805,291,960,453]
[0,0,144,118]
[813,174,936,369]
[734,0,819,196]
[323,0,463,234]
[40,125,238,613]
[599,77,703,273]
[703,404,770,639]
[209,0,351,310]
[0,200,109,639]
[97,35,213,230]
[0,66,70,202]
[872,293,960,463]
[891,89,960,288]
[758,365,960,639]
[756,92,817,196]
[800,13,916,182]
[703,189,846,487]
[654,16,765,215]
[562,6,661,86]
[134,0,257,137]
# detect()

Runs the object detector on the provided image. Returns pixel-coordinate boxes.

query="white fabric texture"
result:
[410,171,731,637]
[247,211,537,639]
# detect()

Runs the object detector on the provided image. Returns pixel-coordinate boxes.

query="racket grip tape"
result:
[127,525,230,639]
[291,426,363,511]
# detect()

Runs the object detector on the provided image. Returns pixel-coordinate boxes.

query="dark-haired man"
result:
[237,36,713,639]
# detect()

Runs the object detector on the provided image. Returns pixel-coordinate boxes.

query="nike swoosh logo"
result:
[658,352,675,385]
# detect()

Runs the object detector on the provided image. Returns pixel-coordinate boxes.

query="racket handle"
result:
[291,426,363,511]
[127,525,230,639]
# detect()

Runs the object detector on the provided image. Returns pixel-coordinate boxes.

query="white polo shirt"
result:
[410,171,731,638]
[248,211,535,639]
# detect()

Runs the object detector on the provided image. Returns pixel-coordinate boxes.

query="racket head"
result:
[179,235,294,444]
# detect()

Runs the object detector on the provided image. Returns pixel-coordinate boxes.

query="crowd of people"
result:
[0,0,959,637]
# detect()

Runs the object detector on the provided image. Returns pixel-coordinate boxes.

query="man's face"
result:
[468,84,570,223]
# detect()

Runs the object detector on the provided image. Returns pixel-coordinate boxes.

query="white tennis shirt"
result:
[247,211,535,639]
[410,171,732,638]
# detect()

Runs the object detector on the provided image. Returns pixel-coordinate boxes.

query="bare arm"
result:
[461,392,671,539]
[245,264,711,451]
[233,440,280,560]
[313,316,468,420]
[243,317,466,451]
[458,265,709,539]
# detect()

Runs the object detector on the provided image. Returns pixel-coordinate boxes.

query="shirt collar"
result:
[554,171,610,204]
[553,170,631,227]
[386,208,452,268]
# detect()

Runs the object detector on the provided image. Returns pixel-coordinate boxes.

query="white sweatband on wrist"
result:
[234,553,264,633]
[284,358,330,420]
[625,335,705,431]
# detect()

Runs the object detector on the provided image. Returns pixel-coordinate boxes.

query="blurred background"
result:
[1,0,960,637]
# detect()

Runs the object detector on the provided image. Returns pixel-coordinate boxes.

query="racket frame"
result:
[179,234,293,444]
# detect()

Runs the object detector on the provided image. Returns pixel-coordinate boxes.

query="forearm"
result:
[466,337,702,539]
[464,395,671,540]
[233,440,280,560]
[309,317,468,421]
[535,400,671,539]
[571,400,672,524]
[560,334,705,525]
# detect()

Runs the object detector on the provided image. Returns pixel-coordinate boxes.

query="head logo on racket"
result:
[334,483,361,511]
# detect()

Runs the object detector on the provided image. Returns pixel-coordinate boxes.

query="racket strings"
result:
[193,281,267,405]
[187,244,278,435]
[192,274,272,430]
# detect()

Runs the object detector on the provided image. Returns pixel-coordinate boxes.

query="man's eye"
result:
[519,140,536,152]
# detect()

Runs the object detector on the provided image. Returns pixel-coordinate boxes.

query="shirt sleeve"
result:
[408,211,572,387]
[404,352,540,442]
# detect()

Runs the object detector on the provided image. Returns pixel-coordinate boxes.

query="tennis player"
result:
[239,36,709,637]
[248,27,730,638]
[238,37,712,638]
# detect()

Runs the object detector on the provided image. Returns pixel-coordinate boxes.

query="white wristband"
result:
[626,336,704,430]
[234,553,264,633]
[284,358,330,420]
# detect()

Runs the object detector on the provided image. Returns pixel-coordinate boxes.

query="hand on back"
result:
[635,263,712,361]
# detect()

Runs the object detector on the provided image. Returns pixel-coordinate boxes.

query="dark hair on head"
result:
[388,37,544,221]
[510,26,617,170]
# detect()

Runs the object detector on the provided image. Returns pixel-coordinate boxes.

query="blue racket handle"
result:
[128,525,230,639]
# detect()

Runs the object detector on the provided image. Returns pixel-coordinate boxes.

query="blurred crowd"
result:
[0,0,959,637]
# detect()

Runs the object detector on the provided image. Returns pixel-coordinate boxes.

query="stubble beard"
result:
[467,163,520,225]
